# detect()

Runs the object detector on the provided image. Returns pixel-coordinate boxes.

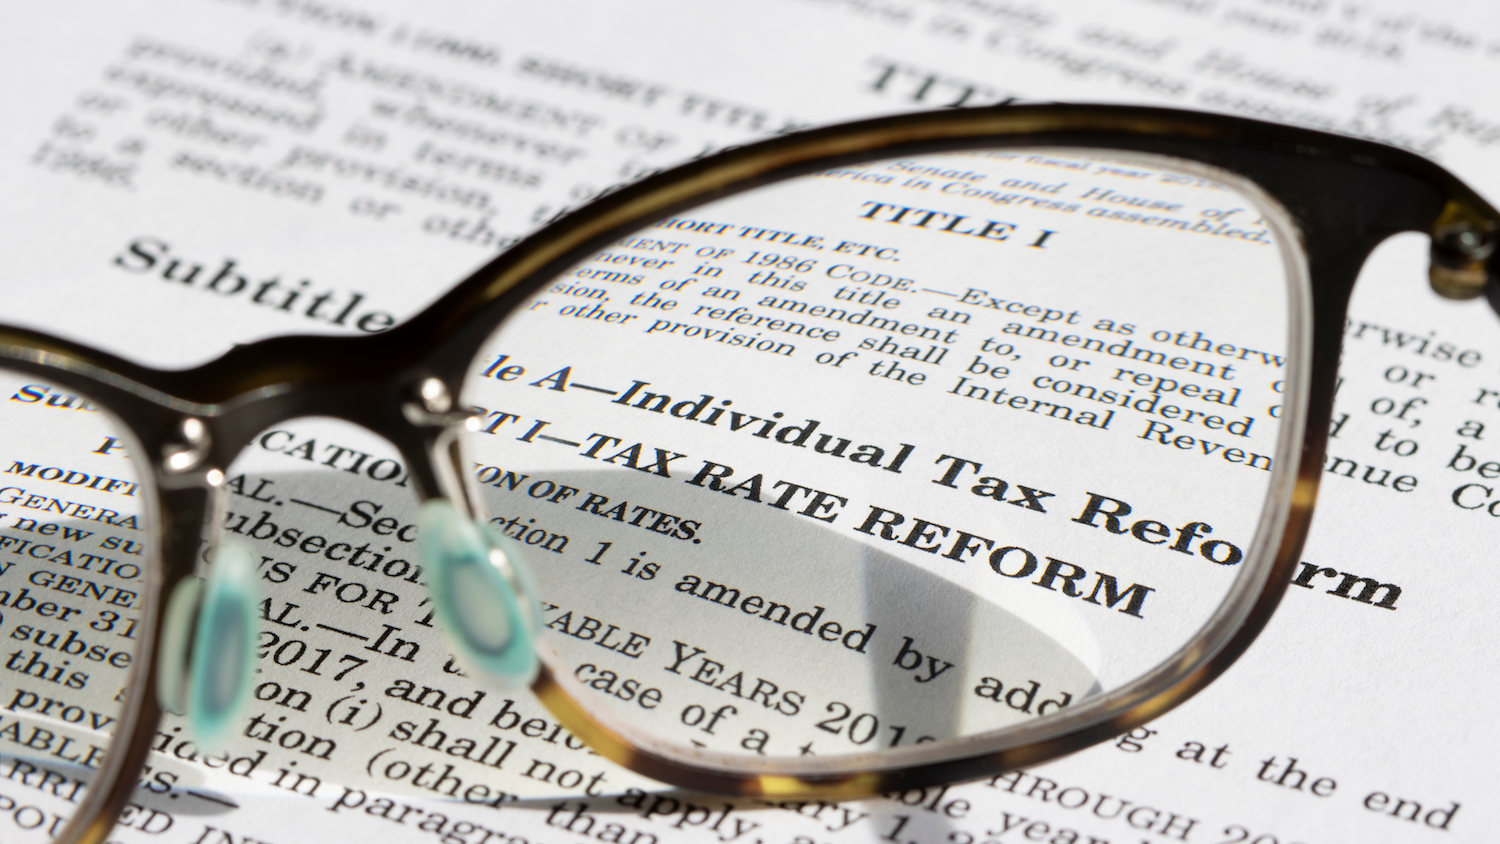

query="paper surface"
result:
[1,0,1498,840]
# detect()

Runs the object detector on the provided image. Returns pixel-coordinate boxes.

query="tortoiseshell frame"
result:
[10,104,1497,844]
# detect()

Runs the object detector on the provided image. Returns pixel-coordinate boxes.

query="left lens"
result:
[0,369,148,840]
[458,148,1306,777]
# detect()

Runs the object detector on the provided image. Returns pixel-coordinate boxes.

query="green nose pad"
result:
[157,543,259,754]
[417,500,540,687]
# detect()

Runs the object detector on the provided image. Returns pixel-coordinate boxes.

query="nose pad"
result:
[417,500,540,688]
[156,543,259,754]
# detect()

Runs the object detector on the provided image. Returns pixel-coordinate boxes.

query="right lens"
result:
[0,370,148,840]
[459,148,1303,770]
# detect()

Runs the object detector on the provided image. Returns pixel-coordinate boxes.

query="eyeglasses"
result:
[5,103,1494,844]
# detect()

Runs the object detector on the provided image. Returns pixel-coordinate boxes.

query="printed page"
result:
[0,0,1497,842]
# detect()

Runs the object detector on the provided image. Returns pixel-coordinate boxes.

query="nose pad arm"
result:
[156,544,259,754]
[416,499,540,688]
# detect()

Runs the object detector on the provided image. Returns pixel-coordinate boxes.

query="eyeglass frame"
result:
[5,102,1495,844]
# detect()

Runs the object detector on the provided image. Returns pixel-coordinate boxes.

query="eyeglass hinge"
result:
[1429,202,1497,301]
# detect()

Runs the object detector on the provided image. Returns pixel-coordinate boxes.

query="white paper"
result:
[1,0,1498,840]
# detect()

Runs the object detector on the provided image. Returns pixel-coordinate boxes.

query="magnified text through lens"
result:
[459,148,1302,767]
[0,371,147,841]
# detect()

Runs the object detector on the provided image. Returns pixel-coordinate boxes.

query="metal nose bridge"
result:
[401,376,482,432]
